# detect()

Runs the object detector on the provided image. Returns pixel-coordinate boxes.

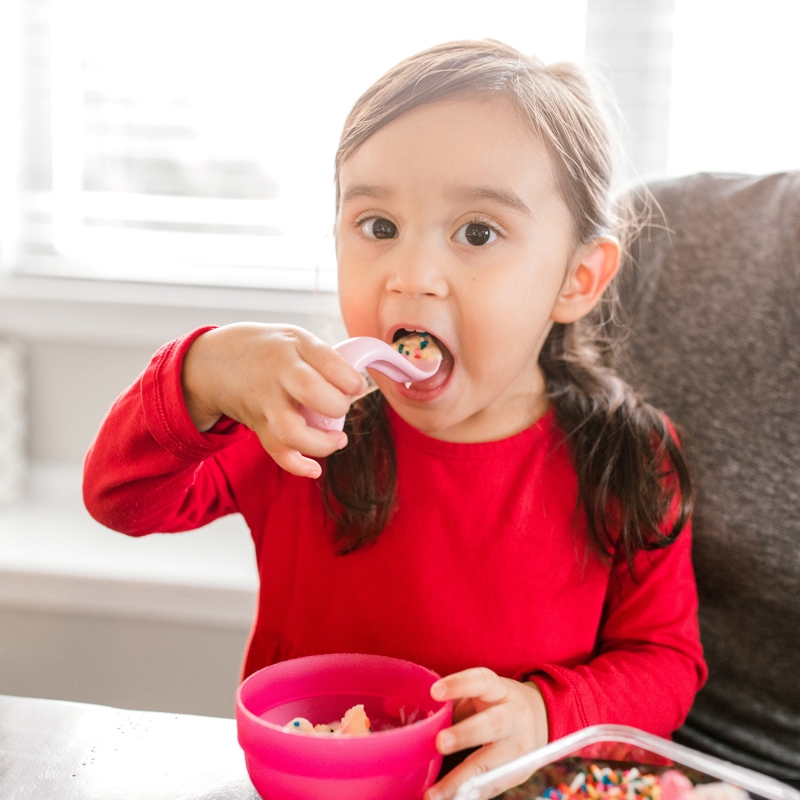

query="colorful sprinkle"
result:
[533,766,704,800]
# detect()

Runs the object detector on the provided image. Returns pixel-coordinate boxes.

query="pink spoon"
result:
[300,337,442,432]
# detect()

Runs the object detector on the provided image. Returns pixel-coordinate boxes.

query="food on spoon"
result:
[283,704,371,736]
[392,332,442,367]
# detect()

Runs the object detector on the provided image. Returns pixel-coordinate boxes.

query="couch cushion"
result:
[616,172,800,785]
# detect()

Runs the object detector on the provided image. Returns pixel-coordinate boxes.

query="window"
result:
[583,0,800,182]
[5,0,587,290]
[667,0,800,177]
[7,0,795,293]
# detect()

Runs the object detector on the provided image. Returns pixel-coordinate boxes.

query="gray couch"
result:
[617,172,800,786]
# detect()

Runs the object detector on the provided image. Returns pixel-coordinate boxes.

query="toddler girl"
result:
[84,40,706,800]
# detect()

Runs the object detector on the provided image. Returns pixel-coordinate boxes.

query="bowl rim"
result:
[235,652,453,742]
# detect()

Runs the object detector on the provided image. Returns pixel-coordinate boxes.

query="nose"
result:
[384,233,448,298]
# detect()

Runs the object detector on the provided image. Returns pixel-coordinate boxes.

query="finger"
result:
[287,408,350,454]
[424,741,534,800]
[267,447,323,479]
[282,360,354,420]
[253,415,346,473]
[295,333,367,396]
[437,703,511,755]
[431,668,508,705]
[263,410,347,456]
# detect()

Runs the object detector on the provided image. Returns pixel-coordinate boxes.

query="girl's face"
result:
[336,97,577,443]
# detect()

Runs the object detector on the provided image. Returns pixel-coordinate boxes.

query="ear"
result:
[551,236,621,324]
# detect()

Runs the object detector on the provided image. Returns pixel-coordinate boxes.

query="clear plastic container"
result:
[453,725,800,800]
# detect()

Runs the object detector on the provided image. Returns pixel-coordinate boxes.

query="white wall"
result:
[0,606,248,717]
[0,277,344,717]
[28,340,155,463]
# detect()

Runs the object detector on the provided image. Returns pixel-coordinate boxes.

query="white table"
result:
[0,694,260,799]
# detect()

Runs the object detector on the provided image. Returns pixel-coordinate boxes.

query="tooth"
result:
[404,381,412,389]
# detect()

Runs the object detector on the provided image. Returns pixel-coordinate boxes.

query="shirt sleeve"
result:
[83,326,253,536]
[523,521,708,740]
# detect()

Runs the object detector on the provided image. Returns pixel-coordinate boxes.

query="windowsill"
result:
[0,273,345,347]
[0,463,258,630]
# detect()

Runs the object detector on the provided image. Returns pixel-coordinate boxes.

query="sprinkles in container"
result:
[453,725,800,800]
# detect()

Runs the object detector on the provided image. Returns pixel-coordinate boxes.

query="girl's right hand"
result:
[181,323,367,479]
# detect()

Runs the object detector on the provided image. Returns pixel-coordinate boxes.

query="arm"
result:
[83,324,367,535]
[527,520,707,739]
[83,328,250,535]
[425,524,706,800]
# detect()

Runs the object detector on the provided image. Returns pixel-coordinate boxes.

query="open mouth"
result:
[390,328,455,393]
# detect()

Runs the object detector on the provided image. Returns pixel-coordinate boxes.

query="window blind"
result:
[8,0,589,289]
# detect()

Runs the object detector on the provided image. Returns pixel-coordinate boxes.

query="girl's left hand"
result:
[424,667,549,800]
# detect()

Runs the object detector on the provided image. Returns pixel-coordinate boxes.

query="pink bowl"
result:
[236,653,453,800]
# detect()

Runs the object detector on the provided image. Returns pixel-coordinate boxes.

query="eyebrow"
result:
[340,184,394,205]
[449,185,533,216]
[339,182,533,217]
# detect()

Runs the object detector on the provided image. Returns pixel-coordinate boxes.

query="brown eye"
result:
[362,218,398,239]
[455,221,497,246]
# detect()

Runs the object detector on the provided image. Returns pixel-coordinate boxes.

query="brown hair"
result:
[324,40,692,565]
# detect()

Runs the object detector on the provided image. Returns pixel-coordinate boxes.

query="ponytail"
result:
[323,392,397,555]
[539,319,693,568]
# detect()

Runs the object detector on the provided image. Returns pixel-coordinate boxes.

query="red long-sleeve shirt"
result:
[83,328,706,740]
